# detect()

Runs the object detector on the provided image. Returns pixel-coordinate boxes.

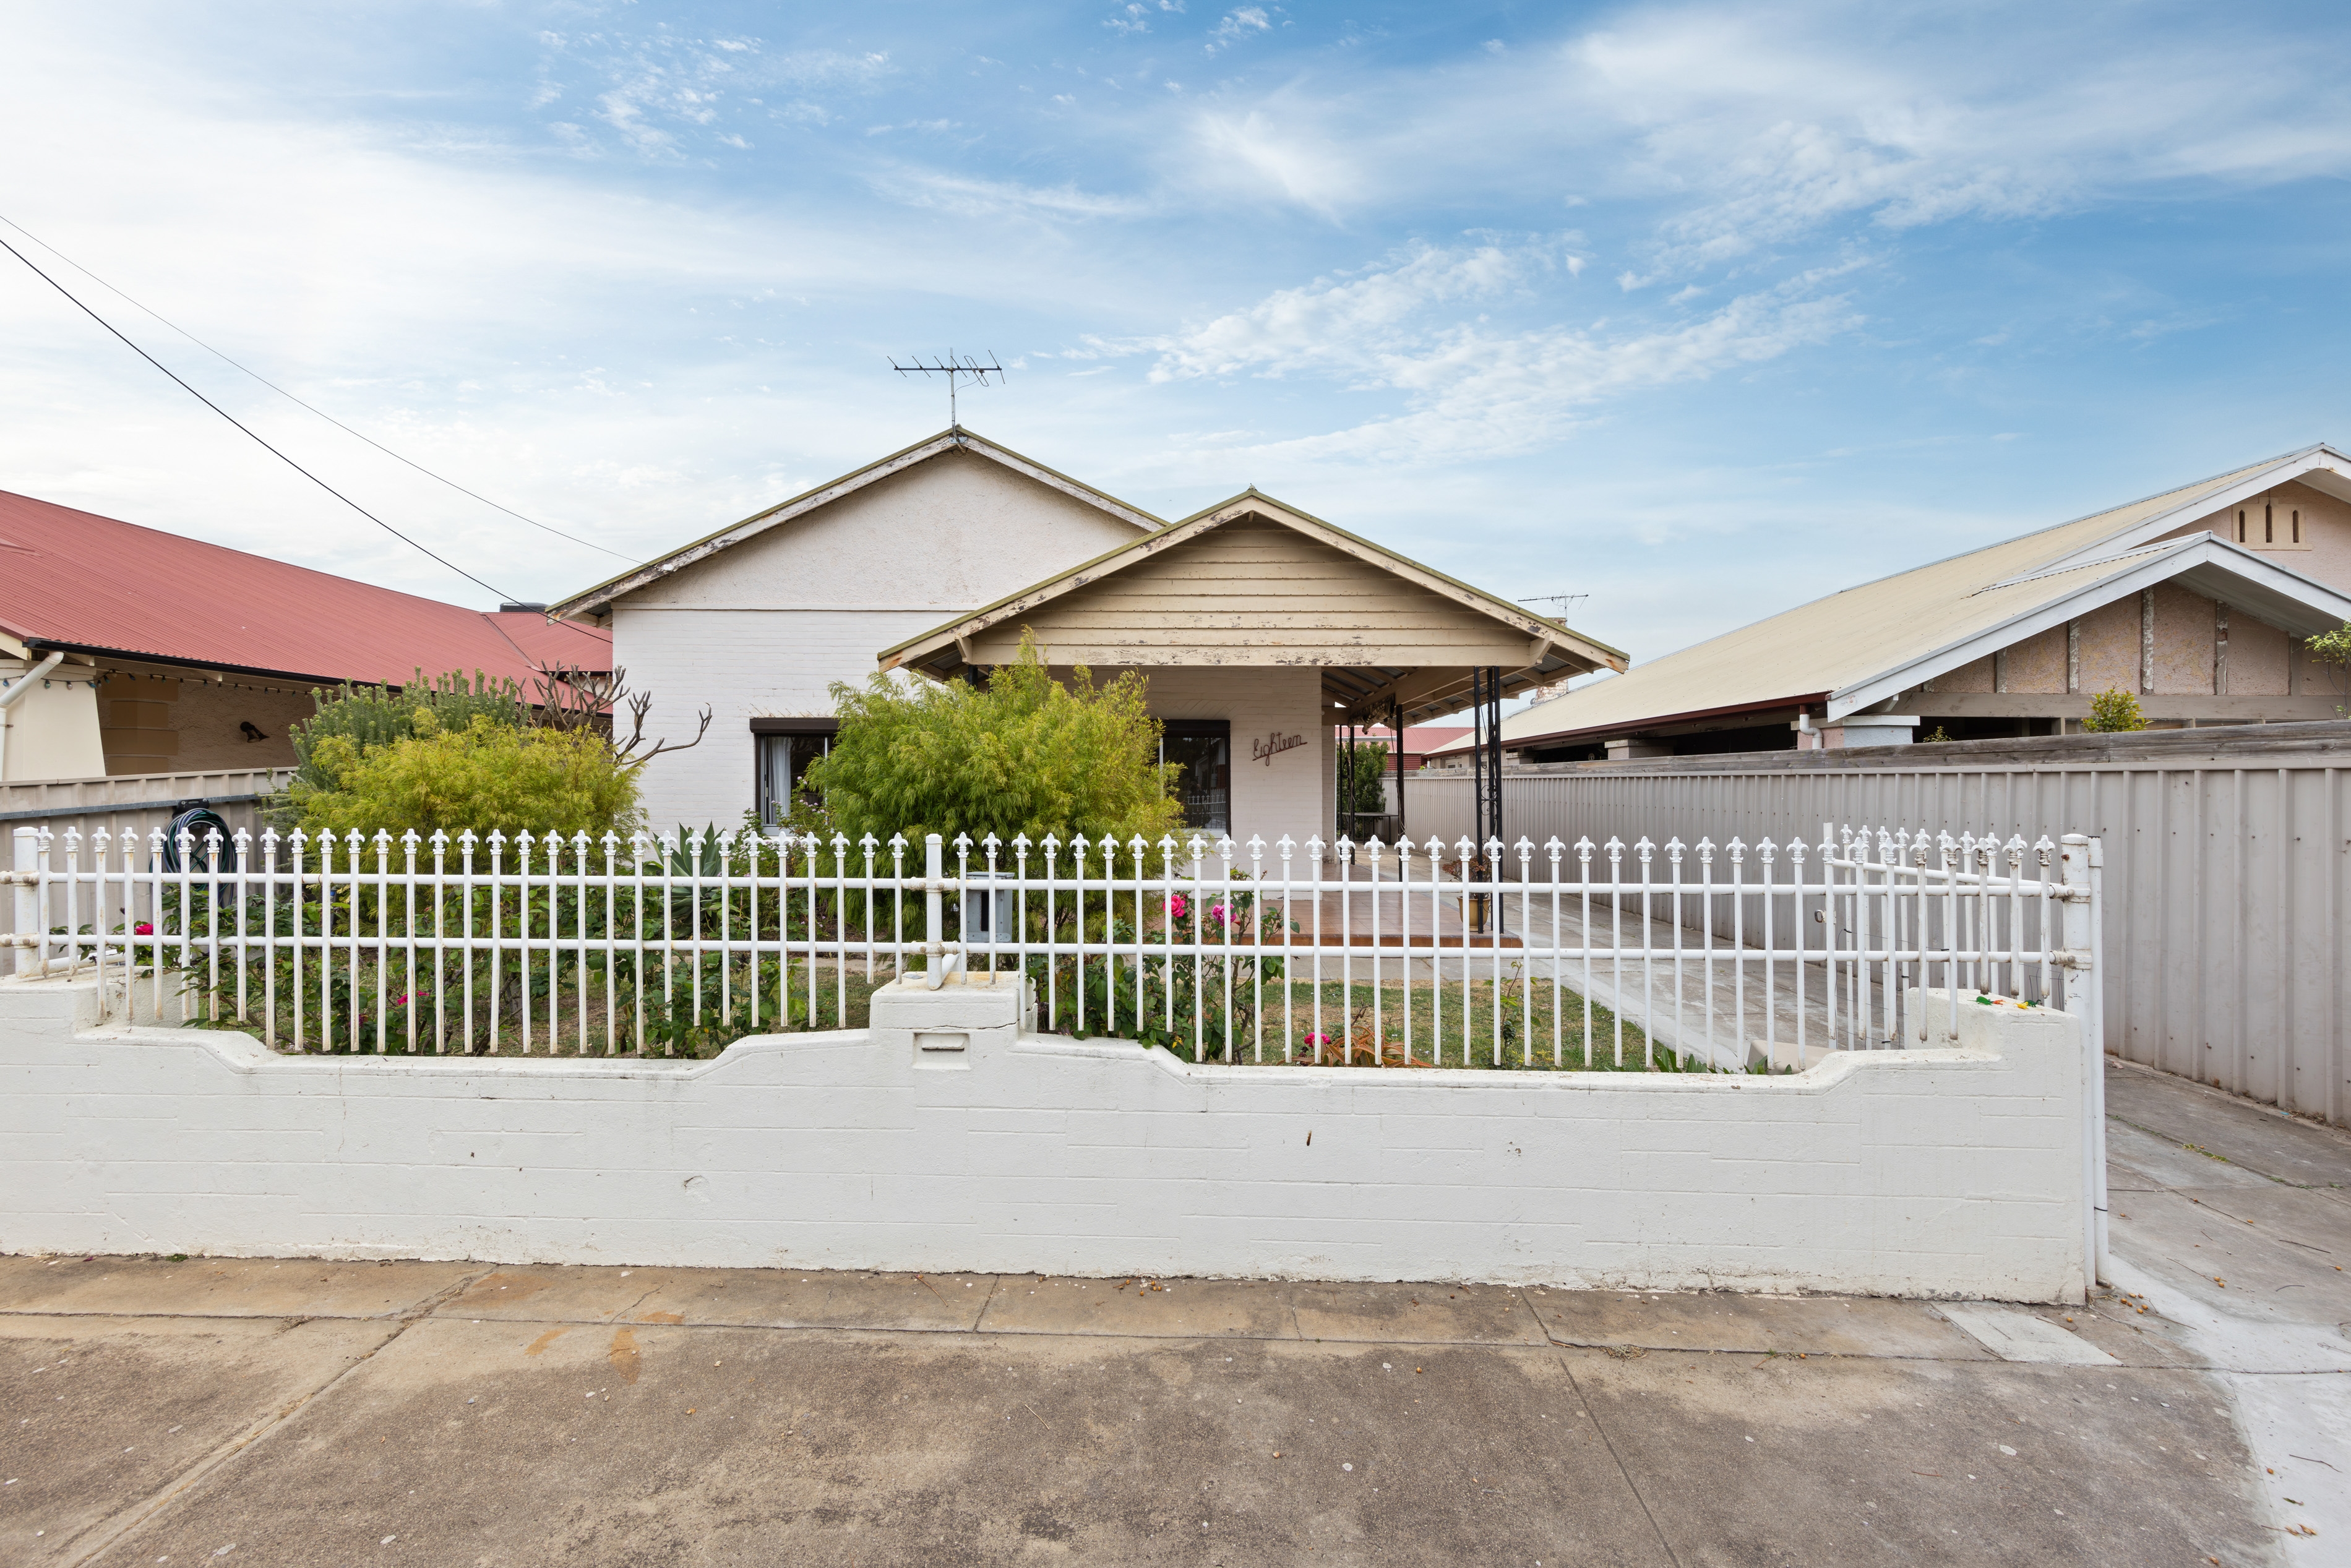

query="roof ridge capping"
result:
[547,427,1167,619]
[1792,442,2344,612]
[1975,534,2201,593]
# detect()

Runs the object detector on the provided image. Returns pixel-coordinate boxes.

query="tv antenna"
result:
[890,350,1005,429]
[1518,593,1589,614]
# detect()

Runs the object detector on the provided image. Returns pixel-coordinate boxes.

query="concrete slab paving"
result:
[979,1274,1302,1341]
[0,1313,399,1562]
[2112,1189,2351,1333]
[6,1058,2348,1564]
[101,1319,1675,1567]
[1283,1280,1544,1346]
[1531,1286,1993,1361]
[0,1255,478,1321]
[441,1266,1004,1332]
[1570,1344,2274,1566]
[2107,1118,2283,1193]
[2105,1064,2351,1194]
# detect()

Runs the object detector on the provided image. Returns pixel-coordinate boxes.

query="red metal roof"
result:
[0,489,609,688]
[1334,724,1472,759]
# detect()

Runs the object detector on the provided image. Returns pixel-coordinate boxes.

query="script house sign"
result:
[1251,730,1306,766]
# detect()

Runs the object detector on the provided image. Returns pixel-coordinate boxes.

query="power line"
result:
[0,213,631,562]
[0,233,518,601]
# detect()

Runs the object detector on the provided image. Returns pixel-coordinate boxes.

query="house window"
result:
[751,719,836,828]
[2265,503,2274,544]
[1159,721,1231,835]
[2293,509,2301,543]
[2237,509,2246,542]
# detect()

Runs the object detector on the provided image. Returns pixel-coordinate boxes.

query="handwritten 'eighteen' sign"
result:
[1250,731,1305,765]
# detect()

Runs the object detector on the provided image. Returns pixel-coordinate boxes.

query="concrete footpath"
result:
[4,1061,2345,1567]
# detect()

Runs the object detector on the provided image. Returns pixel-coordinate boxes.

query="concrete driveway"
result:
[4,1060,2344,1567]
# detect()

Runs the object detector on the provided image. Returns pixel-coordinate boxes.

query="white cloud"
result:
[867,169,1148,219]
[1188,108,1364,216]
[1206,7,1271,54]
[1130,241,1859,464]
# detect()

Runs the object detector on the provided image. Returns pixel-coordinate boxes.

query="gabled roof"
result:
[548,427,1164,619]
[1432,444,2351,754]
[0,489,610,687]
[879,488,1629,724]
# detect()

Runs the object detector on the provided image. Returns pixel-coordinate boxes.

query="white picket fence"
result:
[7,821,2100,1077]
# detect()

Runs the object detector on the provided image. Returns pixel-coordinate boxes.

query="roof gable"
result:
[879,489,1628,724]
[1466,446,2351,752]
[549,427,1163,619]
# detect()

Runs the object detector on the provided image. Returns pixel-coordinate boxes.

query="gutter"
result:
[1430,692,1833,756]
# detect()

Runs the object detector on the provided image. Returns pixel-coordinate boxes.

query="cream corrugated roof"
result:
[1452,447,2331,751]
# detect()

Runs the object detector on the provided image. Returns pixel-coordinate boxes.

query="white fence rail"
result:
[9,821,2099,1077]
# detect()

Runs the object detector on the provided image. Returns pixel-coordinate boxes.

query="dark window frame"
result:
[1159,719,1232,836]
[752,718,838,827]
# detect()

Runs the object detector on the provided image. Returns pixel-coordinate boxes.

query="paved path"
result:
[4,1062,2345,1566]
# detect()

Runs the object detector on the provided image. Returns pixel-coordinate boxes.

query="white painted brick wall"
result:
[613,453,1146,830]
[0,975,2088,1301]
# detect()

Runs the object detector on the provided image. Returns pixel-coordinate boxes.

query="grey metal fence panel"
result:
[1406,757,2348,1124]
[1,768,289,975]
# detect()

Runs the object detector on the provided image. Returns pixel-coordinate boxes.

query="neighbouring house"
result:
[1334,724,1472,773]
[0,490,611,784]
[551,429,1622,849]
[1432,444,2351,764]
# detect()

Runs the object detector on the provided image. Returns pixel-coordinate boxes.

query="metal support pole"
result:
[1342,721,1356,842]
[924,832,945,990]
[1390,694,1406,841]
[2061,833,2107,1286]
[1484,666,1502,859]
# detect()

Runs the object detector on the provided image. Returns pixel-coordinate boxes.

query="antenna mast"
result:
[890,350,1005,429]
[1518,593,1589,614]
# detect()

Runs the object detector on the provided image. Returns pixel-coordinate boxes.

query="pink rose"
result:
[133,921,153,936]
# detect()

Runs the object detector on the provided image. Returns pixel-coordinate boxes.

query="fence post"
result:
[2061,833,2107,1286]
[924,832,945,990]
[9,826,39,978]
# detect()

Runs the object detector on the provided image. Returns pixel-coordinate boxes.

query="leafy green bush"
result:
[2083,687,2146,732]
[2308,621,2351,716]
[278,670,528,827]
[1338,737,1391,820]
[293,714,640,839]
[807,633,1182,846]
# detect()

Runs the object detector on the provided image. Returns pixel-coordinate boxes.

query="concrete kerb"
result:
[0,970,2088,1301]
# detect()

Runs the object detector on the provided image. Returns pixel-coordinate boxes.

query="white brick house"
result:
[552,429,1621,849]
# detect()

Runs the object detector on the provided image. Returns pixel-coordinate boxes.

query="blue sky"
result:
[4,1,2348,681]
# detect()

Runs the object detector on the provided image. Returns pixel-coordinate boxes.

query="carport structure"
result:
[879,489,1625,855]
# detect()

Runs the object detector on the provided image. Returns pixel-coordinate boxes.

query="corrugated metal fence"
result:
[1,768,290,975]
[1405,742,2347,1125]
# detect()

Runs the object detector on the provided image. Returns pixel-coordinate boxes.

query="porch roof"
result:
[876,490,1628,726]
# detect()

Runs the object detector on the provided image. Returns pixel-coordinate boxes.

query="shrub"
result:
[807,633,1182,846]
[1338,738,1391,820]
[2083,687,2146,733]
[279,670,529,826]
[2308,621,2351,716]
[293,714,639,840]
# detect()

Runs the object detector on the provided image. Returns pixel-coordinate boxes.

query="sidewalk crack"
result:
[61,1266,495,1567]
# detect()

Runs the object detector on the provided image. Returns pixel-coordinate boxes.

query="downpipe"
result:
[0,649,67,782]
